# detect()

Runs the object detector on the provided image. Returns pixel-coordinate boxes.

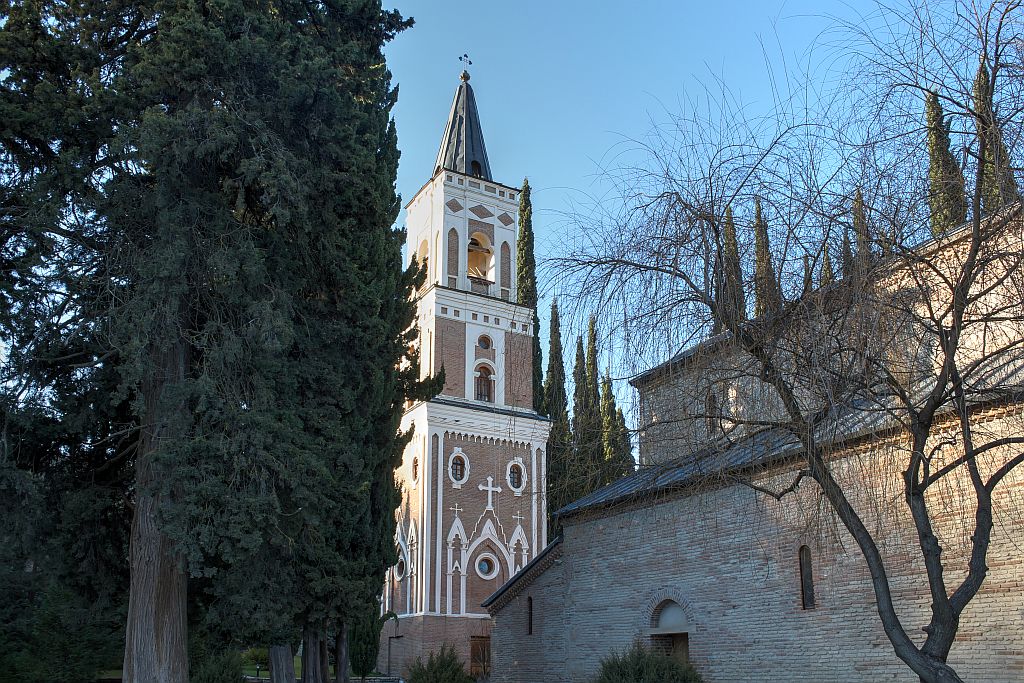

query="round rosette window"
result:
[395,556,407,580]
[475,552,500,580]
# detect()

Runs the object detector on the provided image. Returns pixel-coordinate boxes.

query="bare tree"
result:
[553,3,1024,682]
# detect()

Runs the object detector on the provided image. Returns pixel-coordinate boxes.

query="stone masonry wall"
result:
[493,415,1024,682]
[377,613,492,678]
[504,331,532,410]
[436,318,466,397]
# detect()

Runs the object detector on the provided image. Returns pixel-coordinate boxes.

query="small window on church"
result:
[800,545,816,609]
[476,553,499,580]
[527,596,534,635]
[478,335,491,350]
[395,557,406,580]
[450,454,467,483]
[475,365,494,402]
[507,462,525,491]
[471,160,483,177]
[411,456,419,483]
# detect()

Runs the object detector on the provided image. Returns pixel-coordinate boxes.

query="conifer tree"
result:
[821,243,835,287]
[973,60,1020,215]
[715,206,746,331]
[753,199,781,316]
[926,90,968,235]
[600,374,634,484]
[542,301,573,536]
[572,329,602,496]
[841,226,855,280]
[853,188,873,274]
[802,254,813,295]
[516,178,544,413]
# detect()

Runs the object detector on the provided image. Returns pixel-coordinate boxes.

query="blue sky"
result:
[383,0,874,374]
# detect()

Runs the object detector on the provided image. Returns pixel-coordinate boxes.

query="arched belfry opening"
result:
[467,232,494,282]
[650,599,690,664]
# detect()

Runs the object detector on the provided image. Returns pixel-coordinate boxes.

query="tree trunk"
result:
[270,644,296,683]
[302,627,325,683]
[335,623,349,683]
[319,628,330,683]
[122,344,189,683]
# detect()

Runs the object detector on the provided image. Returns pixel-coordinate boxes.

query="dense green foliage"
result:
[600,374,633,484]
[752,198,781,316]
[349,610,395,682]
[592,643,703,683]
[407,645,474,683]
[0,0,430,678]
[516,177,544,413]
[543,300,573,535]
[973,60,1020,215]
[925,90,968,236]
[714,206,746,332]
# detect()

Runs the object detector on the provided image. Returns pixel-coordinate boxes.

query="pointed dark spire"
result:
[434,70,493,180]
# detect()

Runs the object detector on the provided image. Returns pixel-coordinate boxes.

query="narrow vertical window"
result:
[799,545,815,609]
[527,596,534,635]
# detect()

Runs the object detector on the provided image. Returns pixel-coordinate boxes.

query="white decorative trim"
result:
[448,447,470,488]
[505,456,527,496]
[475,551,500,580]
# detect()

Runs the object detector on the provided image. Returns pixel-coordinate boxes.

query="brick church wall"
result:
[504,331,532,409]
[492,414,1024,682]
[436,317,466,397]
[378,614,492,678]
[491,552,568,683]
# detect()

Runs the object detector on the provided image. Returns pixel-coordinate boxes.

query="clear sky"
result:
[383,0,874,374]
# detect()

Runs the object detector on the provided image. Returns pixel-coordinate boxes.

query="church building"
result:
[378,70,550,679]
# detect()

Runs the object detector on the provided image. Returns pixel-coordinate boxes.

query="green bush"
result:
[407,644,473,683]
[190,626,243,683]
[242,647,270,668]
[592,642,703,683]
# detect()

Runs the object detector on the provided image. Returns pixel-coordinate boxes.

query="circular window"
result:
[395,557,406,580]
[476,553,499,580]
[449,452,469,485]
[478,335,492,350]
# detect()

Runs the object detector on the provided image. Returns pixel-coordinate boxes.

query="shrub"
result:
[592,642,703,683]
[190,626,243,683]
[242,646,270,668]
[407,644,474,683]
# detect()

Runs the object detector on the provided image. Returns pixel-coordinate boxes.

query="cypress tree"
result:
[572,330,602,496]
[753,199,781,316]
[821,244,835,287]
[926,90,968,235]
[853,188,873,274]
[1,2,423,680]
[600,374,634,485]
[542,301,572,536]
[516,178,544,413]
[841,226,854,280]
[973,60,1020,215]
[715,206,746,330]
[802,254,813,295]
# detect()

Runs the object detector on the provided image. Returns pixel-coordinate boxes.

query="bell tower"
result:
[379,70,551,679]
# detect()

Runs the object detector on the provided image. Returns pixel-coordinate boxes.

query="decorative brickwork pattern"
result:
[504,331,533,409]
[436,318,466,397]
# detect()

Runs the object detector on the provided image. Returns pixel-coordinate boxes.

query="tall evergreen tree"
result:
[802,254,813,295]
[753,199,781,316]
[821,243,835,287]
[572,330,601,496]
[600,374,634,485]
[973,60,1020,215]
[853,188,873,274]
[925,90,968,236]
[1,2,424,681]
[516,178,544,413]
[542,301,573,536]
[715,206,746,331]
[840,226,855,280]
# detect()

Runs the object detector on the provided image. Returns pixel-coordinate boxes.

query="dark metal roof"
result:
[434,71,492,181]
[482,536,563,611]
[557,374,1024,520]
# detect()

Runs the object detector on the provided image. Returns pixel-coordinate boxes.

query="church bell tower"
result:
[379,70,551,678]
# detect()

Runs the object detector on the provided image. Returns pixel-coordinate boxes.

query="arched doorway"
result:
[650,599,690,664]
